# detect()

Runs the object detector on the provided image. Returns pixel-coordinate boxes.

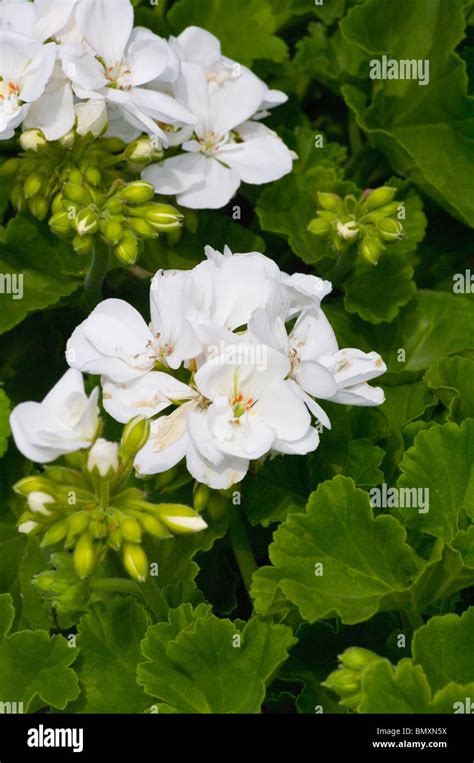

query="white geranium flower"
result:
[0,30,56,139]
[23,64,75,141]
[67,276,202,383]
[10,369,99,463]
[61,0,196,142]
[142,58,294,208]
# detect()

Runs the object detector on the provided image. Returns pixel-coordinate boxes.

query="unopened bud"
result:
[58,129,76,148]
[339,647,379,672]
[158,504,208,534]
[20,129,47,152]
[49,211,74,237]
[363,187,396,211]
[73,234,94,255]
[106,197,125,215]
[115,230,138,265]
[0,158,21,176]
[127,217,157,239]
[102,219,124,245]
[42,519,69,546]
[193,484,210,513]
[63,182,90,204]
[14,476,57,497]
[24,173,44,199]
[308,217,331,237]
[73,533,95,579]
[99,137,126,153]
[29,197,49,221]
[121,517,142,543]
[124,138,154,164]
[377,217,403,241]
[27,492,55,516]
[84,166,102,187]
[140,513,170,539]
[143,204,183,231]
[18,520,40,535]
[323,669,360,697]
[75,207,99,236]
[119,181,155,204]
[87,438,119,478]
[317,192,342,212]
[123,543,148,582]
[336,219,359,241]
[122,416,150,457]
[360,235,383,265]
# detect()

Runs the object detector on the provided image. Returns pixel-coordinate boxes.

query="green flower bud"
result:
[374,201,401,217]
[84,166,102,187]
[68,168,83,184]
[32,572,57,594]
[107,528,123,551]
[0,158,21,177]
[58,129,76,148]
[24,173,44,199]
[123,543,148,582]
[102,218,124,245]
[19,129,47,152]
[10,184,25,210]
[44,466,87,487]
[207,493,229,520]
[63,182,90,204]
[67,512,90,537]
[193,484,211,513]
[73,533,95,579]
[75,207,99,236]
[29,197,49,221]
[105,196,126,215]
[119,181,155,204]
[115,230,138,265]
[360,235,384,265]
[323,669,361,698]
[56,580,90,612]
[51,193,64,214]
[99,137,126,153]
[127,217,157,239]
[27,491,55,516]
[158,504,208,535]
[143,204,183,231]
[49,211,74,237]
[89,519,108,539]
[140,513,171,539]
[317,192,342,212]
[308,217,332,237]
[73,234,94,255]
[14,476,57,497]
[339,647,379,672]
[42,519,69,546]
[87,438,119,478]
[121,516,142,543]
[124,138,155,164]
[363,187,396,211]
[121,416,150,457]
[377,217,403,241]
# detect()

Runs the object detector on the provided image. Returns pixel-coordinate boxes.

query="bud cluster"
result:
[322,647,381,708]
[308,187,403,265]
[15,417,207,583]
[0,131,181,265]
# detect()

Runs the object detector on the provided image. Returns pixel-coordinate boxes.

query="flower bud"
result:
[32,572,57,594]
[100,137,126,153]
[84,166,102,187]
[107,528,123,550]
[24,173,44,199]
[0,158,21,177]
[193,484,211,513]
[87,438,119,478]
[119,181,155,204]
[377,217,403,241]
[140,513,170,539]
[75,207,99,236]
[124,138,154,164]
[115,230,138,265]
[29,197,49,221]
[158,504,208,534]
[336,219,359,241]
[14,476,57,497]
[105,196,125,215]
[123,543,148,582]
[102,218,124,245]
[120,516,142,543]
[45,466,86,487]
[63,182,90,204]
[338,647,379,672]
[363,186,396,210]
[127,217,157,239]
[10,184,25,210]
[323,669,360,697]
[51,193,64,214]
[49,211,74,237]
[20,129,47,152]
[67,512,90,537]
[144,204,183,231]
[360,235,383,265]
[73,234,94,255]
[89,519,108,539]
[317,192,342,212]
[58,129,76,148]
[207,493,228,520]
[73,533,95,579]
[27,492,55,516]
[42,519,69,546]
[308,217,331,237]
[121,416,150,457]
[18,520,40,535]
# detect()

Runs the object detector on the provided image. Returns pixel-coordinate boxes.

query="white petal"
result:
[23,78,75,141]
[143,153,205,196]
[218,121,293,184]
[209,68,266,135]
[127,30,171,86]
[331,383,386,407]
[134,403,193,475]
[175,27,221,63]
[102,373,194,424]
[186,439,248,490]
[272,426,319,455]
[255,380,311,443]
[175,155,240,210]
[295,361,337,399]
[76,99,108,136]
[76,0,133,65]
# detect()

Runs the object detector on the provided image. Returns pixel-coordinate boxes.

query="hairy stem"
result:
[228,507,258,596]
[84,240,111,310]
[90,577,142,597]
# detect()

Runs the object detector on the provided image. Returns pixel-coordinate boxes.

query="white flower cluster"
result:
[10,247,387,489]
[0,0,295,208]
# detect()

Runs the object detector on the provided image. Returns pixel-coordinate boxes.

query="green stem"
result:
[404,606,424,630]
[227,507,258,596]
[90,577,143,597]
[84,240,111,310]
[138,576,165,620]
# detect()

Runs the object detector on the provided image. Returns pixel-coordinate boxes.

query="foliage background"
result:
[0,0,473,714]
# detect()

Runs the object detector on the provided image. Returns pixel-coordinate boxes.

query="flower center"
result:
[104,60,132,91]
[207,61,240,85]
[0,79,20,113]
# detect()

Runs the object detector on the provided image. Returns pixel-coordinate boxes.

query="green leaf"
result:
[381,381,436,434]
[344,253,416,324]
[341,0,474,226]
[413,608,474,692]
[0,387,10,458]
[243,455,308,527]
[0,593,78,711]
[425,356,474,422]
[69,598,151,713]
[168,0,288,65]
[0,215,82,336]
[252,476,419,624]
[294,22,366,94]
[397,420,474,542]
[138,605,296,713]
